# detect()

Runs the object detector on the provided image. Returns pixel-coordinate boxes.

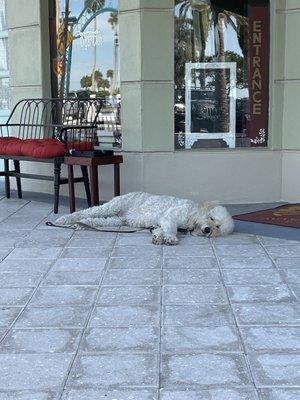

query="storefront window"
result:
[175,0,269,149]
[50,0,121,146]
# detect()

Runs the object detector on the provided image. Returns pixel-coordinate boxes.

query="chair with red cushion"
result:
[0,98,102,213]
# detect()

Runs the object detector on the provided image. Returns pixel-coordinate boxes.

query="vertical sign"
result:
[247,4,269,147]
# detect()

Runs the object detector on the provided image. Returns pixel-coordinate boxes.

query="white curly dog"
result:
[55,192,234,245]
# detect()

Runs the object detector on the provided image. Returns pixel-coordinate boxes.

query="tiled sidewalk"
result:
[0,198,299,399]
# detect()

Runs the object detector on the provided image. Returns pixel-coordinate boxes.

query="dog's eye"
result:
[210,217,214,221]
[216,225,220,229]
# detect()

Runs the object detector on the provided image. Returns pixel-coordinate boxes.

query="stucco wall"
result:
[4,0,300,204]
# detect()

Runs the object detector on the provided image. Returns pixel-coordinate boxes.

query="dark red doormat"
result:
[233,204,300,229]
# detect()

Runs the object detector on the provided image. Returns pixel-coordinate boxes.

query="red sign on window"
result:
[247,4,269,147]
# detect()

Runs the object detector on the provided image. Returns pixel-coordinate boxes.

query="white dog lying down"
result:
[55,192,234,245]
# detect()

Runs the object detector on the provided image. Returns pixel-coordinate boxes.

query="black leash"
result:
[45,221,146,233]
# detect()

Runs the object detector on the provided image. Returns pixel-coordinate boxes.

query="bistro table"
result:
[64,154,123,213]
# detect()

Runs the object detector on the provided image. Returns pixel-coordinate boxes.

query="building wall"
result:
[5,0,300,204]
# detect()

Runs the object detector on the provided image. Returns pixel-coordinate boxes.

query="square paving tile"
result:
[227,285,293,303]
[103,269,161,286]
[212,234,259,244]
[219,256,273,269]
[177,235,211,245]
[163,269,221,285]
[266,245,300,257]
[280,268,300,283]
[112,245,162,258]
[164,257,217,269]
[62,389,158,400]
[14,306,91,328]
[72,231,116,240]
[60,247,111,259]
[160,388,258,400]
[163,245,213,258]
[81,326,159,353]
[97,286,160,305]
[259,237,300,246]
[0,288,34,306]
[162,325,242,353]
[232,302,300,325]
[51,258,107,272]
[163,285,228,304]
[115,234,152,246]
[0,273,41,287]
[16,230,73,248]
[249,353,300,386]
[69,353,158,387]
[90,305,159,327]
[30,286,97,306]
[274,257,300,268]
[291,285,300,301]
[67,236,115,248]
[0,307,22,328]
[214,244,265,257]
[162,353,250,388]
[0,354,72,390]
[164,305,235,326]
[240,326,300,352]
[222,269,283,285]
[0,259,53,274]
[108,257,161,269]
[42,271,103,286]
[0,231,32,248]
[258,388,300,400]
[0,248,13,261]
[0,390,58,399]
[6,248,62,260]
[0,328,81,353]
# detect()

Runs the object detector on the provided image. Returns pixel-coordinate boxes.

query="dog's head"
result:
[189,201,234,237]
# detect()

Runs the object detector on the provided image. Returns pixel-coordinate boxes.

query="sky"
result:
[59,0,119,91]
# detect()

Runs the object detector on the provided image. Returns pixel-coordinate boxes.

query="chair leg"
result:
[81,166,91,207]
[13,160,22,199]
[114,163,120,197]
[54,160,61,214]
[68,165,75,213]
[4,159,10,199]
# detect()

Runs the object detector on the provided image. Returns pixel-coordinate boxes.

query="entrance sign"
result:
[185,62,237,149]
[248,4,269,147]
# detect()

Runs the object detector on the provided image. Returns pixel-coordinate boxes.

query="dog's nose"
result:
[204,227,211,234]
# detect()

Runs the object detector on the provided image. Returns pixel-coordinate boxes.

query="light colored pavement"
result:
[0,197,299,399]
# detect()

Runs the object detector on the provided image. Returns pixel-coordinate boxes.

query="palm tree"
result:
[108,12,118,30]
[84,0,105,91]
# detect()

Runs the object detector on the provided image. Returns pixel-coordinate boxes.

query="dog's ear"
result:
[199,200,220,212]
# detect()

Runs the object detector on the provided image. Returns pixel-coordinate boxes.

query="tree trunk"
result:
[215,14,229,133]
[91,18,97,92]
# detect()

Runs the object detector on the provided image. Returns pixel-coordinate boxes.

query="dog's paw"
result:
[152,235,164,245]
[164,235,179,246]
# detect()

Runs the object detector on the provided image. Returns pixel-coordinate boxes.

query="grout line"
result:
[257,237,299,304]
[57,232,119,399]
[157,246,165,399]
[209,237,261,399]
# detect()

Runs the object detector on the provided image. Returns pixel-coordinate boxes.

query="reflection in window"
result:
[0,77,9,110]
[175,0,269,149]
[50,0,121,147]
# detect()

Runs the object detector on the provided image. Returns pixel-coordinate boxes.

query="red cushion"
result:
[0,137,94,159]
[21,139,65,158]
[0,137,23,156]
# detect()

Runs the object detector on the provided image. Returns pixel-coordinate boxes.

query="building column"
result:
[119,0,174,152]
[7,0,51,106]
